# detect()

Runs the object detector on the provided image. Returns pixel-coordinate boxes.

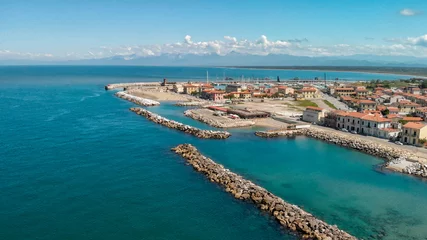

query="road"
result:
[319,93,354,111]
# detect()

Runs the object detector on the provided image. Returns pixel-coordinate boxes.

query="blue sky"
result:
[1,0,427,60]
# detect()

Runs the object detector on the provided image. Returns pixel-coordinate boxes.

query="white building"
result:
[302,106,327,124]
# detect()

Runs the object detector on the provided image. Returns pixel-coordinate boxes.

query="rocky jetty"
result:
[105,82,161,90]
[115,91,160,106]
[256,128,413,161]
[172,144,356,240]
[255,129,305,138]
[184,109,255,128]
[403,162,427,177]
[130,108,231,139]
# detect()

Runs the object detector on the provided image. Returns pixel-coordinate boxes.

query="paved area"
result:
[320,93,354,111]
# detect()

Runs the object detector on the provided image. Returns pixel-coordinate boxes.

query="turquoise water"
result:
[2,66,427,240]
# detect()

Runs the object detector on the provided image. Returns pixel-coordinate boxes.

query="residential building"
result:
[333,87,356,97]
[173,84,184,93]
[415,107,427,119]
[202,90,225,101]
[239,92,251,99]
[387,107,399,114]
[225,84,242,93]
[302,106,327,124]
[277,86,294,95]
[402,122,427,146]
[402,117,423,122]
[359,114,392,137]
[396,102,420,113]
[183,84,198,95]
[358,100,377,112]
[355,89,369,98]
[297,88,319,99]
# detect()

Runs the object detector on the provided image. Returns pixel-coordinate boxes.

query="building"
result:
[302,106,327,124]
[387,107,399,114]
[415,107,427,119]
[183,84,198,95]
[336,112,367,132]
[358,100,377,112]
[297,88,319,99]
[396,102,420,113]
[333,87,356,97]
[402,117,423,122]
[203,90,226,101]
[225,84,242,93]
[173,84,184,93]
[336,111,397,138]
[355,89,369,98]
[277,86,294,95]
[239,92,251,99]
[359,114,392,137]
[402,122,427,146]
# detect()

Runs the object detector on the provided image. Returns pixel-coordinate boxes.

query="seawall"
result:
[115,91,160,106]
[255,128,427,178]
[105,82,161,90]
[172,144,356,240]
[130,108,231,139]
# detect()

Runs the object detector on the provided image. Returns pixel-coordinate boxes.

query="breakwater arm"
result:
[105,82,161,90]
[172,144,356,240]
[255,128,427,178]
[130,108,231,139]
[115,91,160,106]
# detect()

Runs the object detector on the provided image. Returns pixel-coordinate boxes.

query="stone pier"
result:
[130,108,231,139]
[172,144,356,240]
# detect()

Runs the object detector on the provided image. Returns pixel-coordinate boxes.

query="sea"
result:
[1,66,427,240]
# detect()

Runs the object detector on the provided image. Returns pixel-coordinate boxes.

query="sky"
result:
[1,0,427,61]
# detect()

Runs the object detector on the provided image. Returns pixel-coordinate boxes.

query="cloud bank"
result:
[2,34,427,60]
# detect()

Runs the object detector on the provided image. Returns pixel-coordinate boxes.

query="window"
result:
[405,130,408,134]
[374,123,377,128]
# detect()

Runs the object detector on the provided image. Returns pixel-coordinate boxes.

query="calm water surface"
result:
[1,66,427,240]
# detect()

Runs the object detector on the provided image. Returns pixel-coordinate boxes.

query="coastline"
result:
[224,66,427,79]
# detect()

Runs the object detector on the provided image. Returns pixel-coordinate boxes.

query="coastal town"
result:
[107,77,427,147]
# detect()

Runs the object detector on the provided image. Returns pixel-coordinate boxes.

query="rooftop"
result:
[403,122,427,130]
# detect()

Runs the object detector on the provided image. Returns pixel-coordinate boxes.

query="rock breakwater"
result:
[130,108,231,139]
[256,128,413,161]
[115,91,160,106]
[172,144,356,240]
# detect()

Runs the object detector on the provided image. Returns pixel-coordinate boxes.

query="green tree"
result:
[421,80,427,88]
[381,109,390,116]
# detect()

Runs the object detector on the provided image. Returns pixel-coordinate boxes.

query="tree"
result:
[421,80,427,89]
[381,109,390,116]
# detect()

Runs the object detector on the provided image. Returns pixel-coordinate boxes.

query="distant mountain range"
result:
[1,53,427,67]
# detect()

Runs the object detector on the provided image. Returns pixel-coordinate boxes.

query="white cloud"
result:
[184,35,193,44]
[408,34,427,47]
[4,34,427,60]
[400,8,422,16]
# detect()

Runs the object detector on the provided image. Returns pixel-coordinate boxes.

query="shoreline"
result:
[172,144,355,239]
[255,128,427,178]
[225,66,427,79]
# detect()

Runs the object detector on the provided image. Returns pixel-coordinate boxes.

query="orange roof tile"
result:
[359,100,376,104]
[305,106,324,111]
[402,117,423,122]
[347,112,368,118]
[387,114,402,119]
[361,114,391,122]
[403,122,427,129]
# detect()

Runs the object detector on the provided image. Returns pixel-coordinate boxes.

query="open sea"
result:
[1,66,427,240]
